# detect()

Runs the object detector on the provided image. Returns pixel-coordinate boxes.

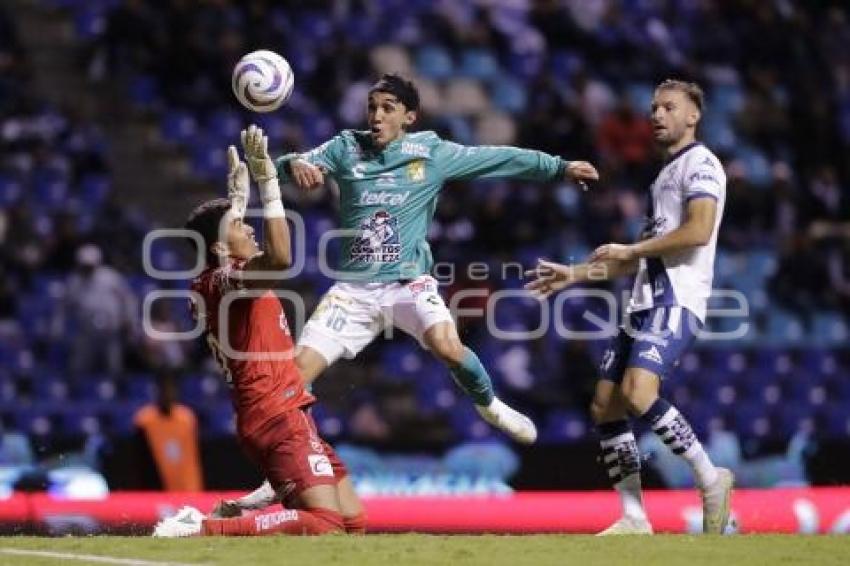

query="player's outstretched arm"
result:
[523,258,638,299]
[240,125,292,281]
[435,139,598,187]
[274,135,346,190]
[590,198,717,263]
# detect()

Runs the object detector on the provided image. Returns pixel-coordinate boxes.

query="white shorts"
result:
[297,275,454,365]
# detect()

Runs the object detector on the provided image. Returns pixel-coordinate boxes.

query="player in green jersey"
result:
[284,74,598,441]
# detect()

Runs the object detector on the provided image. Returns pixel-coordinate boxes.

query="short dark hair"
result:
[368,73,420,112]
[184,198,231,266]
[655,79,705,112]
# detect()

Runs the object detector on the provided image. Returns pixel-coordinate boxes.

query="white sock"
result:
[647,402,718,489]
[684,444,719,488]
[614,473,647,521]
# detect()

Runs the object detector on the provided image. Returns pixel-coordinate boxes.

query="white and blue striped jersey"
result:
[628,142,726,323]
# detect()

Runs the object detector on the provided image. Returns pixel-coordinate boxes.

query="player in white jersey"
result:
[525,80,734,535]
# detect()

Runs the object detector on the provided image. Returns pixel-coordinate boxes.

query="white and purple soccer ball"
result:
[232,50,294,113]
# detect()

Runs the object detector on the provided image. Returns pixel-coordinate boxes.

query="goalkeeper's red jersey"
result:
[190,259,314,437]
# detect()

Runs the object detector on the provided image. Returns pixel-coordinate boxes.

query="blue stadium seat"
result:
[13,405,57,437]
[161,109,198,145]
[822,404,850,438]
[381,342,426,383]
[205,110,242,142]
[191,142,227,180]
[730,402,772,439]
[415,45,454,80]
[448,403,497,442]
[811,312,849,346]
[799,348,841,377]
[201,402,235,437]
[764,309,805,345]
[33,179,69,211]
[540,410,589,443]
[458,49,500,81]
[32,372,69,401]
[72,376,117,402]
[0,175,22,205]
[125,374,156,403]
[549,49,583,78]
[128,74,160,108]
[180,373,223,402]
[441,116,475,145]
[58,403,102,437]
[735,145,771,186]
[625,83,654,112]
[490,77,528,114]
[309,404,346,440]
[98,402,139,436]
[74,6,106,39]
[79,174,111,207]
[709,84,744,117]
[415,381,457,414]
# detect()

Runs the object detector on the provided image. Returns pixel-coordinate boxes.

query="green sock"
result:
[447,347,495,407]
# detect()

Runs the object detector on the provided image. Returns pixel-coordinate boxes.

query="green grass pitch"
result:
[0,534,848,566]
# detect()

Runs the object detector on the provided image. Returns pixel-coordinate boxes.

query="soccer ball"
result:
[231,50,294,113]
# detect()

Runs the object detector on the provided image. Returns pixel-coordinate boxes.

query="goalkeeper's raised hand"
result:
[241,124,277,184]
[241,124,283,217]
[226,145,249,219]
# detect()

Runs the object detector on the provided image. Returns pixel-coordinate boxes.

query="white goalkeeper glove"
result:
[241,124,284,218]
[226,145,250,220]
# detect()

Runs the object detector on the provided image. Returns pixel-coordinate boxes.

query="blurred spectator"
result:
[141,299,189,372]
[132,373,203,491]
[0,422,34,467]
[596,95,655,182]
[61,244,137,376]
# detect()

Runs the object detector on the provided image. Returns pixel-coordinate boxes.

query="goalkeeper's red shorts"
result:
[239,408,347,504]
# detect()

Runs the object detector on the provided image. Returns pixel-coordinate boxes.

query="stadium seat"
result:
[458,49,501,81]
[58,403,102,437]
[540,410,589,443]
[490,78,528,114]
[811,312,849,346]
[201,402,236,437]
[0,175,22,205]
[79,174,111,207]
[125,374,156,403]
[309,404,346,440]
[160,109,198,145]
[205,110,242,142]
[191,142,227,180]
[128,74,160,108]
[415,45,454,80]
[730,402,772,439]
[822,404,850,438]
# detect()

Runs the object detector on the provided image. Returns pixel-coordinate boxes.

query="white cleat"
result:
[596,516,654,536]
[476,397,537,444]
[701,467,734,534]
[152,506,205,538]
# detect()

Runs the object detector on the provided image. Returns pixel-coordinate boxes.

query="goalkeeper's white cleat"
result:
[701,467,734,534]
[152,506,205,538]
[596,516,654,536]
[476,397,537,444]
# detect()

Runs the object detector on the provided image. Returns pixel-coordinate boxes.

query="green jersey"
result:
[276,130,568,282]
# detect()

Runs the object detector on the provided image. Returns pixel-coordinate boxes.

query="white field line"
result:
[0,547,210,566]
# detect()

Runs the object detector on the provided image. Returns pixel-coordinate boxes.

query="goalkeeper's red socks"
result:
[200,507,343,536]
